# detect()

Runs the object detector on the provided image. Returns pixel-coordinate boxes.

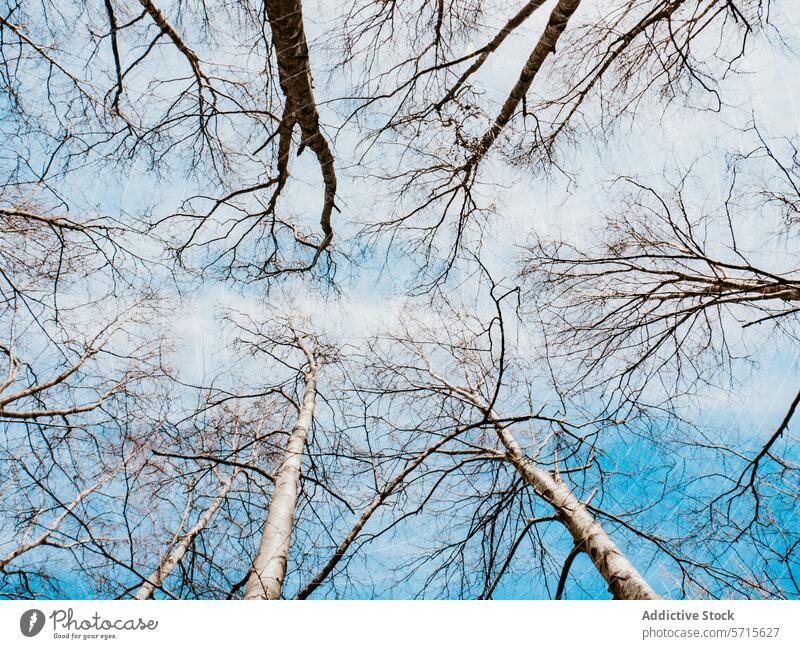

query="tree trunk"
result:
[296,426,467,599]
[0,470,118,572]
[132,468,240,600]
[475,0,581,158]
[244,355,319,600]
[489,413,660,599]
[264,0,336,254]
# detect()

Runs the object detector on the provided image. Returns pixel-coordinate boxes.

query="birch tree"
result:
[517,136,800,572]
[243,326,322,599]
[111,401,283,600]
[132,467,242,600]
[334,273,792,599]
[360,293,659,598]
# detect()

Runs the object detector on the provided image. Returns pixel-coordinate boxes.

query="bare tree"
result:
[239,317,339,599]
[111,399,283,600]
[1,0,795,603]
[338,0,772,284]
[365,288,662,598]
[131,466,242,600]
[518,134,800,596]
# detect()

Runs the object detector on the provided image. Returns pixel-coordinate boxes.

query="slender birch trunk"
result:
[244,339,319,600]
[132,468,240,600]
[487,411,660,599]
[0,471,117,572]
[474,0,581,159]
[426,364,658,599]
[296,427,465,599]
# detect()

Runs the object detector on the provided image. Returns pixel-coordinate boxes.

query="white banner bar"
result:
[1,600,797,648]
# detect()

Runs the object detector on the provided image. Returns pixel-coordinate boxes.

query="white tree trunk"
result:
[132,468,240,600]
[244,350,318,600]
[296,427,466,599]
[489,413,659,599]
[426,367,660,600]
[0,470,118,572]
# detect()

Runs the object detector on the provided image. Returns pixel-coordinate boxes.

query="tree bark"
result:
[244,343,319,600]
[475,0,581,158]
[132,468,240,600]
[489,412,660,599]
[264,0,336,256]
